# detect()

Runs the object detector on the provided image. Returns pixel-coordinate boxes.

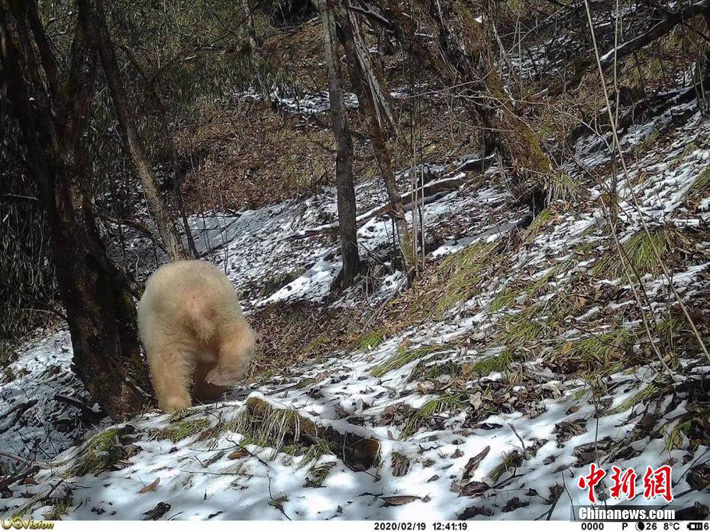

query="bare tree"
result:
[334,2,417,275]
[81,0,188,261]
[0,0,150,418]
[319,0,361,288]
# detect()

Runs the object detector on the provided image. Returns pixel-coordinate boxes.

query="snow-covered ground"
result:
[2,96,710,521]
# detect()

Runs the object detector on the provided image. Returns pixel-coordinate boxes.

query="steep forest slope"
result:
[2,0,710,522]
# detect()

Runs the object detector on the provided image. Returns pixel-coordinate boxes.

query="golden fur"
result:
[138,260,255,413]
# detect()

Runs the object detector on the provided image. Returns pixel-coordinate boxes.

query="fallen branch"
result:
[598,0,710,69]
[53,394,103,421]
[100,212,165,252]
[287,167,489,241]
[550,0,710,95]
[565,83,702,148]
[0,464,39,491]
[348,1,392,29]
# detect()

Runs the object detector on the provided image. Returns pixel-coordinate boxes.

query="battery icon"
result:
[687,524,704,531]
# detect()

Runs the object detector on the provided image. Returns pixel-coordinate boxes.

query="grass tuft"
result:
[466,349,516,377]
[153,418,211,443]
[45,498,72,521]
[371,343,453,378]
[570,329,630,363]
[593,227,677,279]
[664,421,691,452]
[402,394,466,437]
[435,242,498,315]
[235,399,331,466]
[198,416,241,448]
[488,287,520,314]
[411,359,462,381]
[66,427,131,477]
[355,329,386,351]
[489,451,523,483]
[548,171,578,203]
[606,384,662,416]
[685,167,710,201]
[305,460,337,486]
[499,307,546,346]
[553,328,632,376]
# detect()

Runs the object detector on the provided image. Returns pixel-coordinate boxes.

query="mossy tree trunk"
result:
[430,0,550,212]
[0,0,151,419]
[380,0,551,213]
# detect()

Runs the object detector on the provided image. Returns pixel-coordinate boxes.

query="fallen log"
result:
[241,397,380,472]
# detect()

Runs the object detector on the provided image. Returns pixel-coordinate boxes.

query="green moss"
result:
[371,343,453,378]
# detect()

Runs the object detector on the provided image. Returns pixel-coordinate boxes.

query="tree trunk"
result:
[334,2,416,275]
[319,0,361,288]
[241,0,259,55]
[0,0,151,419]
[83,0,188,262]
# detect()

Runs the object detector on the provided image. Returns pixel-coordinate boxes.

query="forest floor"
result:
[2,79,710,520]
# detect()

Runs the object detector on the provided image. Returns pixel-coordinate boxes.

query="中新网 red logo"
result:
[577,464,673,503]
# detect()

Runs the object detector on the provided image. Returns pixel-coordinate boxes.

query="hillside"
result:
[2,85,710,519]
[2,0,710,523]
